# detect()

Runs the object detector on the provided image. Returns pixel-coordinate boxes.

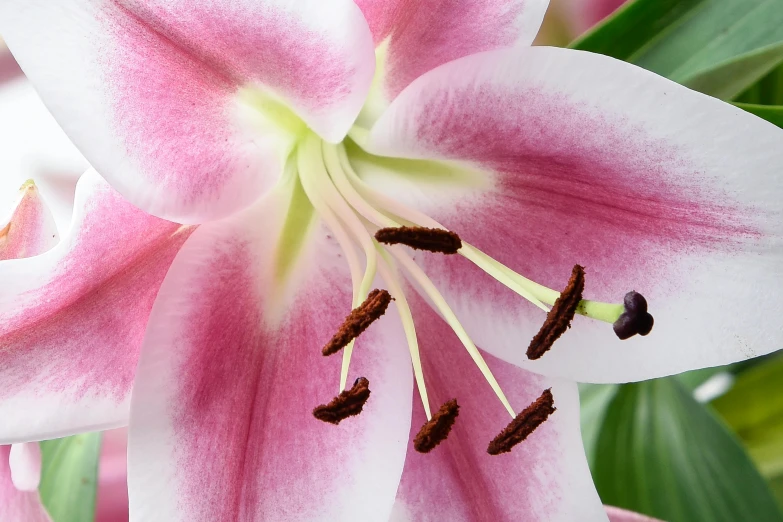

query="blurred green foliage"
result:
[39,433,101,522]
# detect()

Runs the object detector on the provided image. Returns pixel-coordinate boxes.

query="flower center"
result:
[293,131,653,454]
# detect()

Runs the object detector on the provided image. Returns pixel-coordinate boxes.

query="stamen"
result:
[527,265,585,360]
[390,247,518,419]
[487,389,555,455]
[313,377,371,425]
[323,289,392,356]
[375,226,462,254]
[613,291,654,340]
[414,399,460,453]
[375,249,433,420]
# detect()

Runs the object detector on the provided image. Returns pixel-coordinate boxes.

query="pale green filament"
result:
[298,137,366,394]
[375,247,433,420]
[337,151,625,324]
[314,137,379,391]
[389,246,517,420]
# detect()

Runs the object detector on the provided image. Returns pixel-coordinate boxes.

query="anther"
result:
[312,377,371,425]
[323,289,393,356]
[414,399,460,453]
[526,265,585,360]
[375,226,462,254]
[487,389,556,455]
[613,291,654,340]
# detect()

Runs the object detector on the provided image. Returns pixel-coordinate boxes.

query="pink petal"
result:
[0,446,52,522]
[372,0,549,99]
[367,46,783,382]
[605,505,664,522]
[96,429,129,522]
[390,296,606,522]
[8,442,42,491]
[129,195,413,521]
[0,170,193,443]
[0,0,375,223]
[0,182,58,260]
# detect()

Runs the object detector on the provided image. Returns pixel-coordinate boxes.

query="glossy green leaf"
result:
[713,355,783,479]
[734,103,783,128]
[571,0,783,99]
[39,433,101,522]
[593,378,783,522]
[578,383,618,467]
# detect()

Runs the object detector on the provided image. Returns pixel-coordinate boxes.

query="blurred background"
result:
[2,0,783,521]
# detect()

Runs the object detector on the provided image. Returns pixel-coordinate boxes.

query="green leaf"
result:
[713,355,783,479]
[39,433,101,522]
[571,0,783,99]
[734,102,783,128]
[593,378,783,522]
[578,383,618,467]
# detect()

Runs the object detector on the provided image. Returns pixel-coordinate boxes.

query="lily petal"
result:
[0,446,51,522]
[367,46,783,383]
[0,170,192,443]
[366,0,549,99]
[0,181,58,260]
[129,187,412,521]
[0,0,375,223]
[8,442,42,492]
[390,296,606,522]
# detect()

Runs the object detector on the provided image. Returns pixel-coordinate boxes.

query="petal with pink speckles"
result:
[390,296,605,522]
[0,170,193,443]
[367,46,783,383]
[129,180,412,521]
[0,0,375,223]
[0,445,52,522]
[367,0,549,100]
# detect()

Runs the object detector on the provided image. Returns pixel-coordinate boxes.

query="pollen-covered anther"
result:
[323,289,393,356]
[312,377,371,425]
[414,399,460,453]
[487,389,556,455]
[526,265,585,360]
[375,226,462,255]
[613,291,654,340]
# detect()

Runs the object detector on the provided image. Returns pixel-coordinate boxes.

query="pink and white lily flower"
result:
[2,0,783,520]
[0,182,130,522]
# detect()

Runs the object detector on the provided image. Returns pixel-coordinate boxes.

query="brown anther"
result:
[322,289,392,356]
[375,226,462,254]
[526,265,585,360]
[487,389,556,455]
[414,399,460,453]
[312,377,371,425]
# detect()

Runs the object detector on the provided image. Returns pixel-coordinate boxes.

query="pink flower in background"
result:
[96,429,129,522]
[605,506,664,522]
[0,1,782,521]
[0,181,128,521]
[576,0,629,31]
